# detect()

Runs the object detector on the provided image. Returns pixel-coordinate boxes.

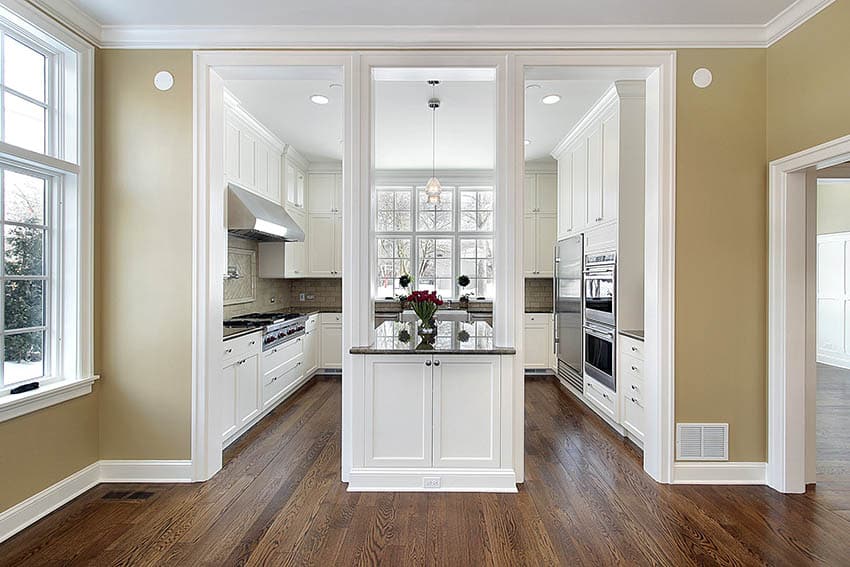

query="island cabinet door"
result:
[365,356,433,468]
[432,356,501,469]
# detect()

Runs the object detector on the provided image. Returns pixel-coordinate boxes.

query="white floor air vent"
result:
[676,423,728,461]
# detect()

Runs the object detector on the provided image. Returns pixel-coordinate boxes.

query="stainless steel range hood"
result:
[227,182,305,242]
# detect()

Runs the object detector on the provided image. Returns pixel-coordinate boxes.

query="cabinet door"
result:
[523,214,536,276]
[570,140,587,233]
[586,127,603,225]
[308,173,337,213]
[296,170,306,208]
[268,153,281,204]
[284,208,308,277]
[320,323,342,368]
[236,353,260,426]
[557,153,573,237]
[523,174,536,214]
[239,131,256,189]
[307,213,336,275]
[432,357,500,468]
[224,117,240,182]
[221,361,238,442]
[537,173,558,214]
[255,144,269,196]
[365,356,433,468]
[535,214,557,277]
[285,162,297,206]
[304,328,318,375]
[524,315,550,369]
[601,107,620,223]
[333,214,343,277]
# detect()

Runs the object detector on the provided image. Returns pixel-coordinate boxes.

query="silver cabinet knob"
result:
[225,348,232,354]
[434,360,441,367]
[425,360,432,367]
[631,384,637,390]
[631,346,638,352]
[631,365,638,371]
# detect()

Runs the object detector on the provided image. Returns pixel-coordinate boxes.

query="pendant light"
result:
[425,80,442,205]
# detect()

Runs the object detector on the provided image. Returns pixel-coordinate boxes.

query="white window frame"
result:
[0,1,95,421]
[374,173,495,300]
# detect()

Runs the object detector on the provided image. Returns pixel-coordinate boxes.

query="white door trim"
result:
[767,133,850,493]
[514,51,677,484]
[192,51,356,482]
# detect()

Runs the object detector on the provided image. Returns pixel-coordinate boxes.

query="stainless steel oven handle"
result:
[584,325,614,340]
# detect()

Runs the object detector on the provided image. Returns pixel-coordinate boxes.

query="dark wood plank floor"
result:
[3,374,850,566]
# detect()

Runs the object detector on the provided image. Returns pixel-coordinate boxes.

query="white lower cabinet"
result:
[320,313,342,369]
[524,313,554,370]
[619,335,645,445]
[236,354,261,427]
[363,355,501,469]
[303,315,319,375]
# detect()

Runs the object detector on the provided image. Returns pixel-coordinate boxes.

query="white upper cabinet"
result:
[224,91,284,204]
[552,81,645,237]
[537,173,557,213]
[524,171,558,277]
[284,150,308,209]
[309,172,342,213]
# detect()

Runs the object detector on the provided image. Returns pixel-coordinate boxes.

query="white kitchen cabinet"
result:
[432,356,501,468]
[524,172,557,214]
[524,313,553,370]
[524,171,557,278]
[220,362,239,441]
[224,92,284,204]
[619,334,645,446]
[308,172,342,213]
[284,207,309,278]
[235,353,261,427]
[523,174,536,214]
[308,212,342,276]
[583,377,617,423]
[304,316,319,376]
[363,354,500,469]
[320,313,343,369]
[284,155,308,210]
[552,81,645,236]
[523,215,536,276]
[365,355,433,468]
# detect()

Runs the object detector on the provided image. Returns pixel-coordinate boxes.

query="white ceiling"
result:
[70,0,794,26]
[224,69,646,168]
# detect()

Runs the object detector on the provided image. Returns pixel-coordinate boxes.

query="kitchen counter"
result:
[619,329,644,341]
[223,308,335,341]
[350,319,515,355]
[224,325,263,340]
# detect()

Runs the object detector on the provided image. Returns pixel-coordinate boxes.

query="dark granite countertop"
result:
[351,319,515,355]
[223,308,337,341]
[223,326,264,340]
[619,329,645,341]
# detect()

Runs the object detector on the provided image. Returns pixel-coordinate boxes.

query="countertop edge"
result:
[619,330,645,342]
[350,347,516,355]
[223,327,264,341]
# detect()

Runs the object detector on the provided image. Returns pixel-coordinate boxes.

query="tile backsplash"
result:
[525,278,553,312]
[288,278,342,312]
[224,236,291,319]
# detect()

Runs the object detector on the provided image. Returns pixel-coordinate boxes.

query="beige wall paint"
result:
[817,181,850,235]
[96,50,193,459]
[0,393,99,511]
[767,0,850,161]
[675,49,768,461]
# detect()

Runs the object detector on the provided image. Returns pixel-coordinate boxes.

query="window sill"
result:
[0,376,99,424]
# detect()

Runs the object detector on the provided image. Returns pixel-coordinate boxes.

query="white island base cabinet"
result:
[349,354,517,492]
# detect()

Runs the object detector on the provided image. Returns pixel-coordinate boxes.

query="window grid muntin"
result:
[375,187,412,232]
[0,162,52,388]
[0,26,55,156]
[376,236,413,298]
[375,183,495,299]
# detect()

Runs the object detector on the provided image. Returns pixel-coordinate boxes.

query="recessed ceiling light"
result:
[524,139,531,146]
[310,94,329,105]
[541,94,561,105]
[525,83,541,90]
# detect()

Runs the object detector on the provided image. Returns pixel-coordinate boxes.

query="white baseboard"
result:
[98,460,193,483]
[673,461,766,485]
[347,468,518,492]
[0,462,100,544]
[816,350,850,370]
[0,459,193,544]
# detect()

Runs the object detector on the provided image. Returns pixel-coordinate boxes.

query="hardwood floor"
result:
[3,374,850,566]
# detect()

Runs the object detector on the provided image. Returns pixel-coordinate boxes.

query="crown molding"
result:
[24,0,835,49]
[764,0,835,46]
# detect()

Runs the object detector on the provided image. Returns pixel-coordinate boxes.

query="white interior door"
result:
[817,233,850,368]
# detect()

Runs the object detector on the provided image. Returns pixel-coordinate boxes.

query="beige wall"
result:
[768,0,850,161]
[0,393,99,511]
[95,50,194,459]
[675,49,768,461]
[817,181,850,235]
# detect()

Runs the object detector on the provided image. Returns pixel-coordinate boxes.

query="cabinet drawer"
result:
[623,394,645,441]
[584,378,616,419]
[263,355,303,406]
[305,314,319,332]
[620,353,643,380]
[262,335,304,374]
[619,335,644,360]
[524,313,551,326]
[321,312,342,324]
[223,331,261,364]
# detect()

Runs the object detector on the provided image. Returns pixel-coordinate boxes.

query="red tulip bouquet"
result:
[407,290,443,327]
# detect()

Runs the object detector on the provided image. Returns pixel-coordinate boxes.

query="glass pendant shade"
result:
[425,176,442,204]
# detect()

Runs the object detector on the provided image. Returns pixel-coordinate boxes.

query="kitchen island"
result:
[348,319,518,492]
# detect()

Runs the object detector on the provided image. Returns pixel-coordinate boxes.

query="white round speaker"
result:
[692,68,713,89]
[154,71,174,91]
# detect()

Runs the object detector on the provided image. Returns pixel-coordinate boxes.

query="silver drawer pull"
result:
[249,341,255,346]
[631,384,637,390]
[631,365,638,371]
[631,346,638,352]
[434,360,441,367]
[225,348,232,354]
[425,360,432,367]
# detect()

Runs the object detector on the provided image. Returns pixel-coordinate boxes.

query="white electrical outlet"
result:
[423,477,441,489]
